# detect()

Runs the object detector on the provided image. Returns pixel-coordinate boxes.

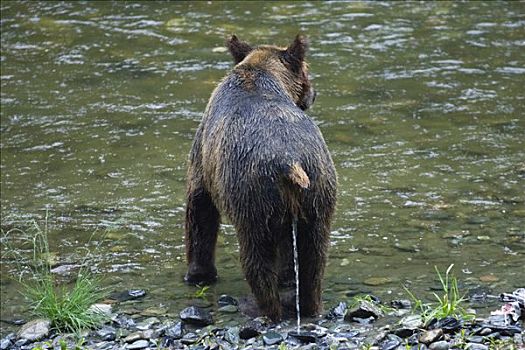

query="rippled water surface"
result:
[1,2,524,335]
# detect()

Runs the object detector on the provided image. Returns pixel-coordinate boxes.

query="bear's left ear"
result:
[227,34,253,64]
[285,34,308,69]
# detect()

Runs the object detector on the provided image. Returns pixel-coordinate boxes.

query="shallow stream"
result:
[1,1,524,336]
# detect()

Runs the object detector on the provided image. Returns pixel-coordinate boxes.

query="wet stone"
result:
[17,318,51,341]
[109,289,146,302]
[465,343,488,350]
[391,299,412,309]
[164,321,184,339]
[124,332,143,343]
[344,300,383,322]
[400,314,424,329]
[181,332,199,345]
[239,319,265,339]
[126,339,149,349]
[96,325,117,341]
[225,327,240,344]
[380,334,402,350]
[136,316,160,330]
[289,331,318,343]
[428,317,462,333]
[218,294,238,307]
[263,331,283,346]
[180,306,213,326]
[429,340,450,350]
[0,334,15,350]
[326,301,347,320]
[419,329,443,344]
[218,304,239,313]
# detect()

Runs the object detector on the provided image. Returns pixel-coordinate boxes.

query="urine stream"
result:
[292,216,300,333]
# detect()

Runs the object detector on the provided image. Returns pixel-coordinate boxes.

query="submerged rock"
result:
[179,306,213,326]
[109,289,146,302]
[17,318,51,341]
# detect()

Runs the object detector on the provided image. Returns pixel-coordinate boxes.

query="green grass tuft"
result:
[2,214,108,334]
[404,264,475,324]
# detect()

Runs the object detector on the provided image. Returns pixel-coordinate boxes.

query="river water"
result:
[1,1,524,335]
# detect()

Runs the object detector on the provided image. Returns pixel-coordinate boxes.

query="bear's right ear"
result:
[227,34,253,64]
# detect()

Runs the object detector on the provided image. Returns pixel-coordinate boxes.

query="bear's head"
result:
[226,34,316,111]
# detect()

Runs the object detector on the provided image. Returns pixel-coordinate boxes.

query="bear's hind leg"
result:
[297,218,330,317]
[237,222,282,322]
[184,187,220,285]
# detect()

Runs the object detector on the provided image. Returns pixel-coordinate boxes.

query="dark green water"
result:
[1,1,524,335]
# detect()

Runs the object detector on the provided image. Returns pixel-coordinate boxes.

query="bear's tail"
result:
[287,162,310,189]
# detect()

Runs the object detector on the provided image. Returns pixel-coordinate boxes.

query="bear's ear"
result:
[285,34,308,68]
[227,34,253,64]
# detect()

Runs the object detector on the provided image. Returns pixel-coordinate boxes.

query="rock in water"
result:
[263,331,283,346]
[289,331,318,343]
[17,319,51,341]
[326,301,347,320]
[179,306,213,326]
[344,300,384,322]
[218,294,239,307]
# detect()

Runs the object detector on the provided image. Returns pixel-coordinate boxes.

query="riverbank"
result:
[2,288,523,350]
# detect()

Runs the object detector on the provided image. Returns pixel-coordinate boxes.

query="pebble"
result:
[126,339,149,349]
[136,317,160,330]
[0,337,13,350]
[363,277,392,286]
[218,304,239,313]
[124,331,143,343]
[164,321,184,339]
[239,324,261,339]
[327,301,347,320]
[179,306,213,326]
[419,328,443,344]
[465,343,489,350]
[96,325,117,341]
[17,318,51,341]
[429,340,450,350]
[109,289,146,302]
[344,300,383,322]
[400,314,424,329]
[391,299,412,309]
[289,331,318,343]
[263,331,283,346]
[218,294,238,307]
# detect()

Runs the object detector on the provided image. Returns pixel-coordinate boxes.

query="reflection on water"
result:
[1,1,524,335]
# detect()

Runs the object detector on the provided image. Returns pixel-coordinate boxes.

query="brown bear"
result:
[184,34,337,322]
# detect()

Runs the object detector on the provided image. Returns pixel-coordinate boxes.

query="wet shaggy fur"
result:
[184,34,337,322]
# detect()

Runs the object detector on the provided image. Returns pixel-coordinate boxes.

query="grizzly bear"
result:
[184,34,337,322]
